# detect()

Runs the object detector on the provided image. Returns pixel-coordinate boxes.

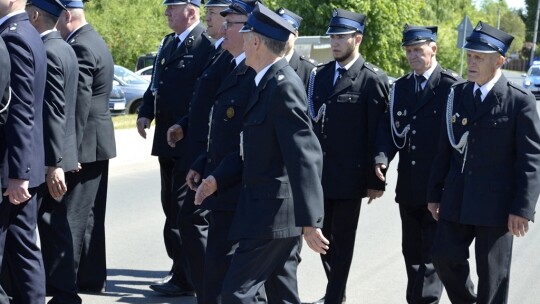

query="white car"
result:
[135,66,153,82]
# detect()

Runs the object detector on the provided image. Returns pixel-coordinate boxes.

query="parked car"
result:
[109,85,127,115]
[114,65,149,114]
[135,65,153,82]
[522,61,540,100]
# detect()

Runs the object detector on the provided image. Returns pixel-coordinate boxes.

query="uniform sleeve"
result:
[272,77,324,228]
[72,43,95,151]
[43,50,67,167]
[511,93,540,221]
[3,33,37,180]
[366,71,389,190]
[427,110,452,203]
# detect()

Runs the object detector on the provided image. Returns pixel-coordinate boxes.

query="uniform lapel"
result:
[217,60,249,95]
[244,59,288,116]
[328,57,363,99]
[461,82,476,117]
[412,65,442,114]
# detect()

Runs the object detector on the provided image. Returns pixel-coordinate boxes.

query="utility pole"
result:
[530,0,540,67]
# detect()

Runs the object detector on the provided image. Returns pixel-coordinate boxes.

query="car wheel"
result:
[129,99,142,114]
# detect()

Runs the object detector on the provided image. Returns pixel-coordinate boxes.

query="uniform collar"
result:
[0,10,25,28]
[473,69,502,101]
[334,55,358,73]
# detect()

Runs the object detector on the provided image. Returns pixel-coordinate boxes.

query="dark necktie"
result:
[170,36,180,55]
[415,74,426,93]
[473,88,482,113]
[335,67,346,86]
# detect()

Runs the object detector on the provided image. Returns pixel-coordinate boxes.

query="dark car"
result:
[114,65,149,114]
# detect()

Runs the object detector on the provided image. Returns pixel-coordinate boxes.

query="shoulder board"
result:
[316,61,333,72]
[394,72,411,84]
[364,62,384,74]
[7,23,18,32]
[441,69,460,80]
[299,55,317,67]
[450,79,468,89]
[508,81,529,94]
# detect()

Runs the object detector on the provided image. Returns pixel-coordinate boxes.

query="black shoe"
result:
[78,283,106,294]
[149,281,195,296]
[154,273,173,284]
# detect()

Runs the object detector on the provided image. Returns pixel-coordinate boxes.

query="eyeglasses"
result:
[223,21,245,30]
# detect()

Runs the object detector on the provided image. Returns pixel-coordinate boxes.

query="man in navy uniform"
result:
[184,1,256,302]
[308,9,389,304]
[427,22,540,304]
[137,0,213,296]
[26,0,81,302]
[56,0,116,292]
[0,0,47,302]
[163,0,233,298]
[275,7,316,88]
[374,25,459,304]
[194,3,329,303]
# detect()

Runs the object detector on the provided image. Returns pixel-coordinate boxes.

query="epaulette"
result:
[393,73,410,85]
[508,81,529,95]
[7,23,18,32]
[450,79,469,89]
[299,55,317,67]
[441,69,460,80]
[363,62,384,75]
[316,61,333,72]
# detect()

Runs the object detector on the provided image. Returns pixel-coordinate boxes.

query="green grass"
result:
[112,114,138,130]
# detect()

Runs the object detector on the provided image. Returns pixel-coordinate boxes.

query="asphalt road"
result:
[60,124,540,304]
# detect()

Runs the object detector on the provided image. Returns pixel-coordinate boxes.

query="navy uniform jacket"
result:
[0,36,9,128]
[42,31,79,172]
[177,44,234,169]
[212,59,324,240]
[427,75,540,226]
[289,50,316,89]
[139,24,213,158]
[375,65,459,206]
[0,13,46,188]
[191,60,256,211]
[311,56,388,200]
[67,24,116,163]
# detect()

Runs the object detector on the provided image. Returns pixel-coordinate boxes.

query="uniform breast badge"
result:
[226,107,235,119]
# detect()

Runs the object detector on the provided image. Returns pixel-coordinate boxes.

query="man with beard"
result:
[308,8,389,304]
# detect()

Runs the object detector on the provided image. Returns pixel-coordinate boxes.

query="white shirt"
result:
[175,21,200,47]
[255,60,278,86]
[40,29,56,38]
[334,56,359,85]
[474,69,502,102]
[214,37,224,49]
[414,58,438,90]
[234,52,246,67]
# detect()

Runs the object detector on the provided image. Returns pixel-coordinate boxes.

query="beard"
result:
[334,43,356,63]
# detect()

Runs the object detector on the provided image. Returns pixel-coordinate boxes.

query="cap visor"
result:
[239,24,252,33]
[463,41,498,53]
[326,27,357,35]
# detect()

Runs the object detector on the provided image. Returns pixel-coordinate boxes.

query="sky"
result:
[506,0,526,9]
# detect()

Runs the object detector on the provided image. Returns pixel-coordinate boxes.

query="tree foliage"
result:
[81,0,528,75]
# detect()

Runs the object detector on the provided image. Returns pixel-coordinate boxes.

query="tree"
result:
[84,0,171,69]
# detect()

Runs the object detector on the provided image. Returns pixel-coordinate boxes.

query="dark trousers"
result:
[158,156,193,290]
[38,184,81,304]
[64,160,109,290]
[202,210,237,304]
[178,189,209,300]
[222,237,301,304]
[432,219,513,304]
[0,189,45,303]
[398,204,443,304]
[320,198,361,304]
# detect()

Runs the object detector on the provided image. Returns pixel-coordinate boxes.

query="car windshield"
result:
[114,65,148,85]
[529,67,540,77]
